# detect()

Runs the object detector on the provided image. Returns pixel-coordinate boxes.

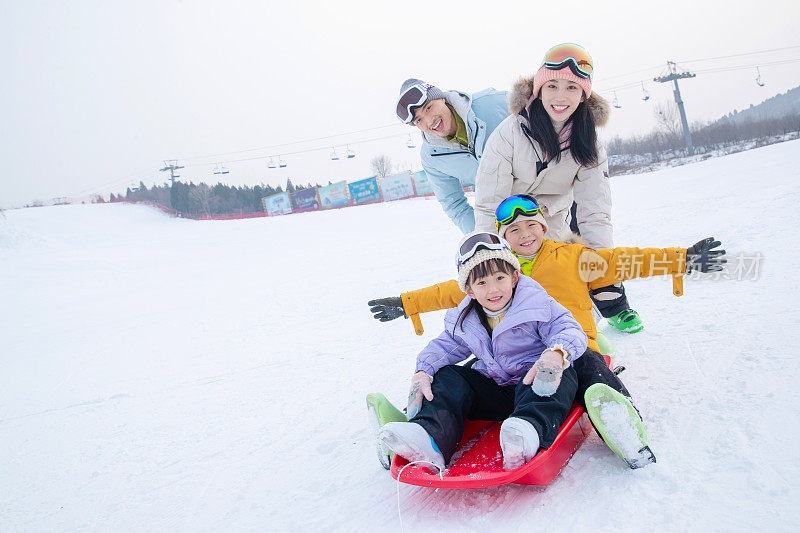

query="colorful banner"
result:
[262,192,292,216]
[289,187,321,212]
[412,170,434,196]
[347,176,382,205]
[318,181,350,209]
[379,171,415,201]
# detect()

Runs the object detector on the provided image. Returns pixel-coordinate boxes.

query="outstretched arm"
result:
[367,280,464,335]
[587,237,725,297]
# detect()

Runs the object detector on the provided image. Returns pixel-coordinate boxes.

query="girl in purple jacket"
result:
[378,232,587,471]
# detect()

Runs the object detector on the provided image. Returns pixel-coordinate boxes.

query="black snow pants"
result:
[572,348,631,406]
[410,364,577,464]
[569,201,631,318]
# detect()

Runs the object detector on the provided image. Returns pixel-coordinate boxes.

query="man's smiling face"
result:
[412,98,457,138]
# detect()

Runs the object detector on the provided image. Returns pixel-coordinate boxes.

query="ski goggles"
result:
[396,83,430,124]
[495,194,542,229]
[542,43,594,80]
[455,232,510,267]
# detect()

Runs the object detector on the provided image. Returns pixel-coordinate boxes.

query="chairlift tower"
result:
[654,61,696,155]
[159,160,185,185]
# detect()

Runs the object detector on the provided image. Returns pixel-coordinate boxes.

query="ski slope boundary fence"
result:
[119,170,469,221]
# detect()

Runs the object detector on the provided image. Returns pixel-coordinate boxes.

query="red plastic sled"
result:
[390,355,611,489]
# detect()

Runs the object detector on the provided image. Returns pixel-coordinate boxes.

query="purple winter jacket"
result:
[415,275,587,387]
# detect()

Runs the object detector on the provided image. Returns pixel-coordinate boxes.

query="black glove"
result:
[686,237,727,273]
[367,296,406,322]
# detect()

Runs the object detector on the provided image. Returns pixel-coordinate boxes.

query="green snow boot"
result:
[584,383,656,469]
[607,308,644,333]
[366,393,408,470]
[596,331,615,356]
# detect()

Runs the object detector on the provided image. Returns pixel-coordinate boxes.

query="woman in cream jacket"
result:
[473,43,642,333]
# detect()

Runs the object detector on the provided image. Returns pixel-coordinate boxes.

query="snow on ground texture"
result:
[2,140,800,532]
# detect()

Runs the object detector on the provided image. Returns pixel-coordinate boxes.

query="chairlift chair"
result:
[278,156,287,168]
[612,91,622,109]
[407,133,416,149]
[267,157,277,169]
[330,148,339,161]
[345,145,355,159]
[641,82,650,101]
[756,66,765,87]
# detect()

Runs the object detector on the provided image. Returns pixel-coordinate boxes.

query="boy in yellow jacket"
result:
[366,194,725,470]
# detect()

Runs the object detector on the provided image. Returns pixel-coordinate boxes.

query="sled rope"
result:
[396,461,443,531]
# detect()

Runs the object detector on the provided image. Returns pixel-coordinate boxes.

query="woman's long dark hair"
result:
[524,98,598,167]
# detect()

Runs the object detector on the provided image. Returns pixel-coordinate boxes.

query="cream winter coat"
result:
[474,76,613,249]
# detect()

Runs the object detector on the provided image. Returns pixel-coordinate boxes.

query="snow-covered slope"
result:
[2,140,799,532]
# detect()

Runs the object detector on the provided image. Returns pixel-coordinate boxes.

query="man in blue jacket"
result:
[395,79,509,233]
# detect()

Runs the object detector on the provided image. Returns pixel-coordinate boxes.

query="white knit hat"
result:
[497,211,548,239]
[457,235,521,292]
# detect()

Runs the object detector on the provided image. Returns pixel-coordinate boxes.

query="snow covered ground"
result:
[2,140,800,532]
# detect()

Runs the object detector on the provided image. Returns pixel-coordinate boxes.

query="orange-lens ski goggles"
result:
[542,43,594,79]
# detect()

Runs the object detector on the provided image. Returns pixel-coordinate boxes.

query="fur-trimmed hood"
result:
[559,233,590,246]
[507,75,610,127]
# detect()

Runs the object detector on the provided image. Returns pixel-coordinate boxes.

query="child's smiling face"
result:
[503,219,546,256]
[465,269,519,312]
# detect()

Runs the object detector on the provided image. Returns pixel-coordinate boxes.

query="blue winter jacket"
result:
[415,276,587,387]
[420,88,509,234]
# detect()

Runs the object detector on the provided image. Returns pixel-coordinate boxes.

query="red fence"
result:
[118,174,462,222]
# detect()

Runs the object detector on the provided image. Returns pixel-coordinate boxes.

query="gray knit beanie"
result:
[397,78,448,123]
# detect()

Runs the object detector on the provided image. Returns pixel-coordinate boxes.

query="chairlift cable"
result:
[178,123,403,162]
[594,45,800,88]
[677,45,800,64]
[208,133,411,166]
[597,58,800,93]
[689,58,800,74]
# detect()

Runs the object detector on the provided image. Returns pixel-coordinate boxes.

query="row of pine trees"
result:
[114,179,321,215]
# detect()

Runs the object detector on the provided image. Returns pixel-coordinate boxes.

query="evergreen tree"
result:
[170,181,190,213]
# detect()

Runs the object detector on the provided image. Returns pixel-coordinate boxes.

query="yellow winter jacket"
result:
[401,239,687,353]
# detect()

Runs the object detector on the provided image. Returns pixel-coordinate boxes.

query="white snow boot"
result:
[499,417,540,470]
[365,393,407,470]
[377,422,445,473]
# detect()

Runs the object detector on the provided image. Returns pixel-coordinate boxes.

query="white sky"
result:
[2,0,799,208]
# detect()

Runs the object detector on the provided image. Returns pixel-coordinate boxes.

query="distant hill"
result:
[607,85,800,174]
[712,85,800,126]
